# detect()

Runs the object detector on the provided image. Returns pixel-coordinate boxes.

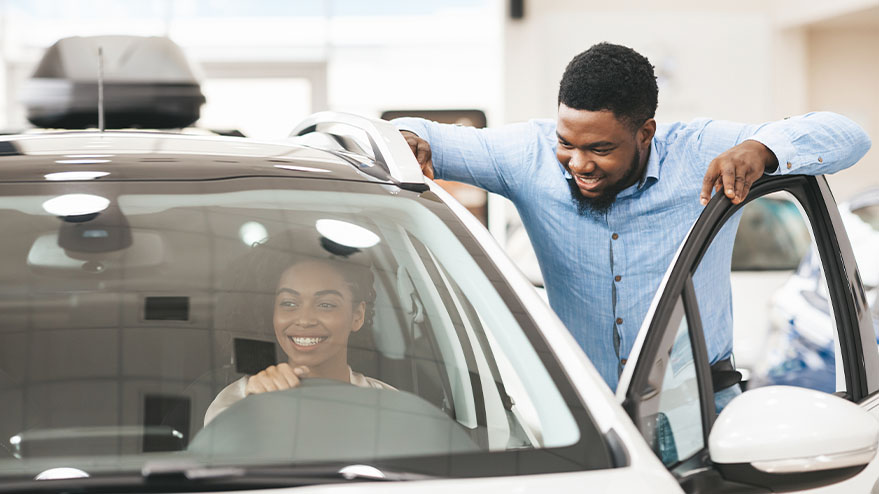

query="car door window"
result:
[637,295,705,466]
[693,191,842,396]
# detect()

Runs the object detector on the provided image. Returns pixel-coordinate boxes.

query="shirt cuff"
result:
[746,131,797,176]
[390,118,425,138]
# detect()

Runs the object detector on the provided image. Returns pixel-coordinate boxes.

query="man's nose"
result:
[568,152,594,174]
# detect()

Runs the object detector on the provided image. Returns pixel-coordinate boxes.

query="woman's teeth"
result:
[291,336,327,347]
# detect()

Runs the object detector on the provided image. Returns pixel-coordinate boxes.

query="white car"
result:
[0,112,875,494]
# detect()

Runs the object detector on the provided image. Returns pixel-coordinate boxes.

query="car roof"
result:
[0,130,394,184]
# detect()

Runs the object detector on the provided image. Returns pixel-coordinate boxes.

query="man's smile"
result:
[574,173,604,193]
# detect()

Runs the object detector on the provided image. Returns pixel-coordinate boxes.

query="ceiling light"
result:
[42,194,110,217]
[315,219,380,248]
[44,171,109,181]
[239,221,268,246]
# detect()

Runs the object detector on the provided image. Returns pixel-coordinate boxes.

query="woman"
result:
[205,245,393,425]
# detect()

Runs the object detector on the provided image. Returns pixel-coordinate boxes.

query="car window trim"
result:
[628,175,871,402]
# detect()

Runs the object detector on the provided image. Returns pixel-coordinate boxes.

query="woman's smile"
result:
[288,334,329,351]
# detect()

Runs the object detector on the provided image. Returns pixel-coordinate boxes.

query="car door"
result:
[616,174,879,493]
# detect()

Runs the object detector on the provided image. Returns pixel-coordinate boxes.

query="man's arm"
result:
[393,117,538,199]
[697,112,871,205]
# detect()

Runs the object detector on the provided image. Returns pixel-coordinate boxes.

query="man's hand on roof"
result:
[400,130,435,179]
[700,140,779,206]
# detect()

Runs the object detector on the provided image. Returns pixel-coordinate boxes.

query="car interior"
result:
[0,179,562,464]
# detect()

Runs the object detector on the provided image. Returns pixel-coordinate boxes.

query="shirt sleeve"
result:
[204,376,248,426]
[392,117,538,199]
[690,111,872,176]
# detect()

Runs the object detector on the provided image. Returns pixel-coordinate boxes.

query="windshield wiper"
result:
[142,460,435,483]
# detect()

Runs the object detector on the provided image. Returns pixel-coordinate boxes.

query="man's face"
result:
[556,104,651,215]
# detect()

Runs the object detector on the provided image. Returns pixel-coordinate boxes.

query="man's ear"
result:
[638,118,656,149]
[352,301,366,332]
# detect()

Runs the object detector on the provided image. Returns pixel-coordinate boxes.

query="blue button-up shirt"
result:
[395,113,871,389]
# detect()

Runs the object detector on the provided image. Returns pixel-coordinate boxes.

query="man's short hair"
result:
[558,42,658,131]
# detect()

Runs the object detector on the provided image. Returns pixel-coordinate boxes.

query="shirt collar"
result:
[639,138,661,189]
[607,139,662,199]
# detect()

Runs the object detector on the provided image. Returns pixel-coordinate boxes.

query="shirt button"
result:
[612,233,619,240]
[818,156,823,163]
[616,317,623,325]
[621,358,627,365]
[614,275,622,282]
[786,162,792,169]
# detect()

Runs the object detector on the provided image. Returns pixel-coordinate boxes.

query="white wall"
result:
[503,1,772,124]
[807,25,879,199]
[502,0,879,201]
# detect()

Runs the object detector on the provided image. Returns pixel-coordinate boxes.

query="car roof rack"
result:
[290,111,428,192]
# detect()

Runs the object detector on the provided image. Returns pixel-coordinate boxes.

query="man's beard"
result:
[567,148,642,217]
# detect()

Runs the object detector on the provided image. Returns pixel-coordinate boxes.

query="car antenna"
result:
[97,46,105,132]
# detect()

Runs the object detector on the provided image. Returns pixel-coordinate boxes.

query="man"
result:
[394,42,871,405]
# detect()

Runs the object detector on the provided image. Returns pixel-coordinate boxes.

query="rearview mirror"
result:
[709,386,878,491]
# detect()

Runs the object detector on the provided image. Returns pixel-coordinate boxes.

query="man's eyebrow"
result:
[555,132,616,149]
[586,141,616,149]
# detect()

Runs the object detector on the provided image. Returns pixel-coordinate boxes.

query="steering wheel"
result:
[296,377,353,388]
[188,383,479,461]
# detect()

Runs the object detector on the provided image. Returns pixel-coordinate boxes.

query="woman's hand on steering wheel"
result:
[245,363,310,395]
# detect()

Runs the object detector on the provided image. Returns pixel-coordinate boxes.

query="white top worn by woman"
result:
[204,367,395,426]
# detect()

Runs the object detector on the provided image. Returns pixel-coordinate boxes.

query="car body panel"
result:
[270,468,682,493]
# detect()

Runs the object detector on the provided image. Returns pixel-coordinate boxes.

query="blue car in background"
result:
[752,189,879,392]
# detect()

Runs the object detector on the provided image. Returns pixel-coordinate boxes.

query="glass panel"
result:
[731,195,811,271]
[843,205,879,341]
[639,296,704,466]
[693,191,840,395]
[0,177,586,481]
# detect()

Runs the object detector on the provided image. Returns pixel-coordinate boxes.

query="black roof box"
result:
[20,36,206,129]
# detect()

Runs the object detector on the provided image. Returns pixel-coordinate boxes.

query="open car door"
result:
[616,175,879,493]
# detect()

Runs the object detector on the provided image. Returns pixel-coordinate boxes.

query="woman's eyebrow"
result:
[276,287,343,297]
[315,290,343,297]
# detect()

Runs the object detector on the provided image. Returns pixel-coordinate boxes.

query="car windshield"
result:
[0,176,609,484]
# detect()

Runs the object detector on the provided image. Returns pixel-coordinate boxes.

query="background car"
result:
[751,189,879,393]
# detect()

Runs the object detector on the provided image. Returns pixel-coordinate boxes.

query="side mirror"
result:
[709,386,878,491]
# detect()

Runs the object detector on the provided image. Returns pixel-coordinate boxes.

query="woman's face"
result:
[273,260,365,373]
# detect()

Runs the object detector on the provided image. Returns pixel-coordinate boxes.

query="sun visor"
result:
[27,230,165,275]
